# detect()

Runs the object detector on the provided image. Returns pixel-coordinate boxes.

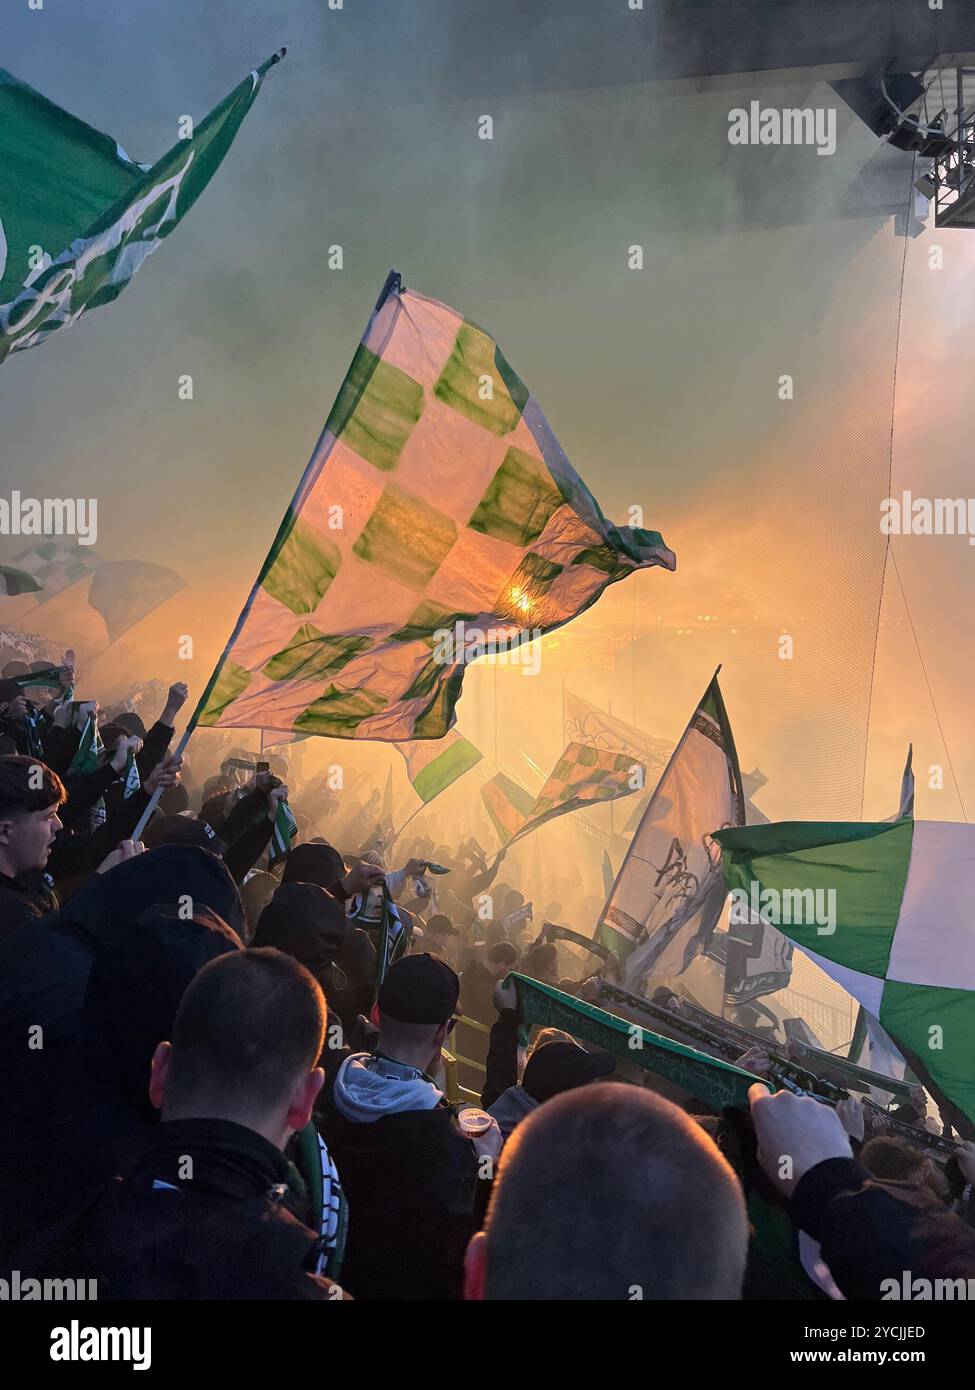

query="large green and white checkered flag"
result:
[714,818,975,1126]
[196,271,675,741]
[0,53,283,361]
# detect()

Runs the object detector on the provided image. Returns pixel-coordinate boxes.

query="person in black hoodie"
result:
[71,903,243,1201]
[0,843,247,1256]
[316,952,502,1300]
[13,948,343,1299]
[749,1083,975,1298]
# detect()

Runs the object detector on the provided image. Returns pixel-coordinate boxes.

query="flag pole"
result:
[130,268,404,843]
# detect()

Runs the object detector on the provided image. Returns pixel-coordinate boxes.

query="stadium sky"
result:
[1,0,973,829]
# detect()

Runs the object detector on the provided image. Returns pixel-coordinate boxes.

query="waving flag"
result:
[195,271,675,742]
[396,730,482,805]
[714,818,975,1128]
[596,672,744,985]
[482,743,642,848]
[0,53,283,361]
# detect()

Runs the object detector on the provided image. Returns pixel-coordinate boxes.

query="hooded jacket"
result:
[11,1118,343,1300]
[0,846,245,1257]
[316,1052,478,1300]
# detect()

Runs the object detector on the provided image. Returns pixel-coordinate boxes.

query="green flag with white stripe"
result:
[714,819,975,1126]
[396,730,482,805]
[0,52,283,361]
[195,271,675,742]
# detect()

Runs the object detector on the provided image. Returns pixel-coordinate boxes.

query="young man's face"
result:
[0,803,62,874]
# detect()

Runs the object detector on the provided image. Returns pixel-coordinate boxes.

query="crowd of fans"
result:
[3,658,975,1301]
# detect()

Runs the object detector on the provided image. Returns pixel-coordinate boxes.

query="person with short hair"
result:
[317,953,502,1300]
[465,1084,749,1300]
[0,754,66,928]
[14,949,344,1299]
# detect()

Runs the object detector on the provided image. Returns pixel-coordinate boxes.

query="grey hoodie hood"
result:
[332,1052,443,1125]
[487,1084,539,1141]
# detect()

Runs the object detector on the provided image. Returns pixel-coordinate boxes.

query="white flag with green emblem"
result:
[0,53,282,361]
[596,672,745,985]
[196,271,675,742]
[714,818,975,1127]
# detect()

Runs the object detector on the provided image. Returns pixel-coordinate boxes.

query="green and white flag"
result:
[714,818,975,1126]
[0,52,283,361]
[596,671,744,985]
[196,270,675,741]
[68,713,103,775]
[396,729,482,804]
[122,749,141,800]
[268,798,299,867]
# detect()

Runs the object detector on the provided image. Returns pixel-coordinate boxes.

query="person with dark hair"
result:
[68,905,243,1207]
[0,754,67,927]
[317,953,501,1300]
[0,845,248,1259]
[466,1083,748,1300]
[521,941,559,986]
[13,949,343,1299]
[456,939,520,1092]
[482,980,616,1139]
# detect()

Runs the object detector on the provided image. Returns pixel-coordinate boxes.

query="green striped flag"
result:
[268,798,299,867]
[195,271,675,742]
[0,53,283,361]
[121,749,141,800]
[714,818,975,1127]
[68,713,103,775]
[396,730,482,804]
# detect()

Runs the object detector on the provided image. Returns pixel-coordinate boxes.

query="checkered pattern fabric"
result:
[12,540,100,598]
[198,273,675,740]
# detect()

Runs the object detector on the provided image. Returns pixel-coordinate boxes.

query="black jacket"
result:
[11,1118,340,1300]
[793,1156,975,1298]
[316,1067,478,1300]
[0,847,244,1256]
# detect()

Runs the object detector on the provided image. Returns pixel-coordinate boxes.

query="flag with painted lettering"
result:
[596,672,745,986]
[195,270,675,741]
[565,690,672,771]
[396,729,482,804]
[714,818,975,1126]
[0,53,284,361]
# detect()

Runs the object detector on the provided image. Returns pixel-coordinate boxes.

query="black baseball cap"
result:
[426,913,459,938]
[522,1039,616,1103]
[378,953,460,1025]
